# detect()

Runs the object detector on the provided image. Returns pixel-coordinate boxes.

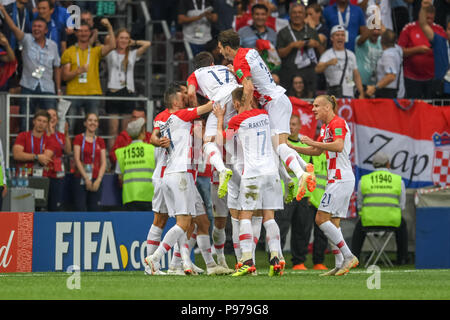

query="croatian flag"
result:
[343,99,450,188]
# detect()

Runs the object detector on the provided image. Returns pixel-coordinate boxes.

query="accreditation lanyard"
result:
[192,0,205,11]
[31,135,44,154]
[337,5,350,29]
[54,133,64,149]
[81,134,96,164]
[76,44,91,68]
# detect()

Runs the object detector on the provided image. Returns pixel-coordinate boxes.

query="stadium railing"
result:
[0,93,154,169]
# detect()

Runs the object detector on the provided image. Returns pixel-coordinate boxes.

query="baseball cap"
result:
[330,25,346,36]
[372,152,390,168]
[127,117,145,139]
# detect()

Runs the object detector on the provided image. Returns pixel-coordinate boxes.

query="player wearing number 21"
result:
[288,95,358,276]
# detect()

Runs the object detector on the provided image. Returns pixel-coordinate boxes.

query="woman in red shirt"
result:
[46,108,72,211]
[73,113,106,211]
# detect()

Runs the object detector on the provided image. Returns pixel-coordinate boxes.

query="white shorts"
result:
[152,178,168,214]
[239,174,283,211]
[264,94,292,136]
[318,180,355,218]
[162,172,199,217]
[204,95,236,138]
[211,183,228,217]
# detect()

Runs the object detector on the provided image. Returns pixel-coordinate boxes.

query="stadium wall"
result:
[0,211,185,273]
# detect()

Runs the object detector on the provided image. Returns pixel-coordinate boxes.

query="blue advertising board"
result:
[32,211,185,272]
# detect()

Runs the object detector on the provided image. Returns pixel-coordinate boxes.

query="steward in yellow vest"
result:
[278,114,328,271]
[115,118,155,211]
[351,152,409,265]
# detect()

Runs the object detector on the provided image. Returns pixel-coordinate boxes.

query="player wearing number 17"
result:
[218,29,316,202]
[289,95,358,276]
[115,118,155,211]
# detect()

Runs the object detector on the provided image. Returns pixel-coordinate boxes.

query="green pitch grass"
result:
[1,252,449,300]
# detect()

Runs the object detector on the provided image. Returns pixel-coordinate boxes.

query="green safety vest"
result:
[281,139,327,205]
[359,170,402,227]
[115,141,155,205]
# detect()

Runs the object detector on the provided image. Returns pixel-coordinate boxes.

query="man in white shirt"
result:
[315,24,364,99]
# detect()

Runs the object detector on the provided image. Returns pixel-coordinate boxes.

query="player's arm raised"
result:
[187,84,199,108]
[241,76,255,108]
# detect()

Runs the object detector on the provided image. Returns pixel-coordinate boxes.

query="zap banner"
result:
[350,99,450,188]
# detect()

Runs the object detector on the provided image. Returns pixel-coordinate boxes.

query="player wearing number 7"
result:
[218,29,316,201]
[289,95,358,276]
[214,87,284,277]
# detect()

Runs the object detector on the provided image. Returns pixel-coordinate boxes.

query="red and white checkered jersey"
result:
[153,108,171,179]
[318,115,355,183]
[233,48,285,106]
[225,108,277,178]
[187,65,240,102]
[159,108,200,174]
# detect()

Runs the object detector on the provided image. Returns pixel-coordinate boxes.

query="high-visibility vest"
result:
[115,141,155,204]
[309,152,327,209]
[281,139,327,203]
[0,164,3,187]
[359,170,402,227]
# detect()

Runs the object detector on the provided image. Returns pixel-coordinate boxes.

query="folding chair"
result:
[362,226,398,268]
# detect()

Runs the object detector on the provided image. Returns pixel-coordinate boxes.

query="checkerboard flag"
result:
[432,132,450,187]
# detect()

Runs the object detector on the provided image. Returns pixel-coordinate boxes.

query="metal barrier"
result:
[0,93,154,169]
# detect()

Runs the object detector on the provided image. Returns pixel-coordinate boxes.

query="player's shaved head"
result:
[194,51,214,69]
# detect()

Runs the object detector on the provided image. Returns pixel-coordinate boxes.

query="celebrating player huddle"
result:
[143,29,359,277]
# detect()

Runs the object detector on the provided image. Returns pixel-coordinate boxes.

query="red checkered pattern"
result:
[432,149,450,186]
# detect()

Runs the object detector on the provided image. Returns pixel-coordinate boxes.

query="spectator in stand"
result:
[45,107,71,211]
[398,3,447,98]
[238,3,277,49]
[276,2,324,96]
[49,0,70,29]
[73,112,106,212]
[61,18,115,134]
[0,31,17,91]
[306,3,329,47]
[1,5,61,128]
[105,28,151,150]
[12,109,56,178]
[34,0,67,55]
[366,29,405,98]
[323,0,368,52]
[0,0,32,51]
[109,107,151,171]
[315,24,364,98]
[355,25,383,89]
[66,10,99,48]
[178,0,218,56]
[418,0,450,98]
[287,75,311,99]
[233,0,288,33]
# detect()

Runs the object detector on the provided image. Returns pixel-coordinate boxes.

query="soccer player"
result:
[187,51,242,271]
[217,29,316,201]
[144,87,228,276]
[214,87,284,277]
[289,95,359,276]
